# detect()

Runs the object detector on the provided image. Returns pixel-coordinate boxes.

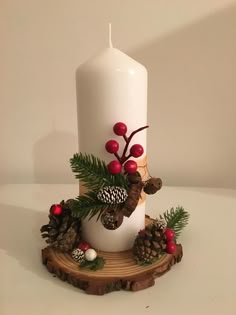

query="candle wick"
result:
[109,23,113,48]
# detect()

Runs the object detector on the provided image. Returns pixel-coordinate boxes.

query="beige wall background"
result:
[1,0,236,187]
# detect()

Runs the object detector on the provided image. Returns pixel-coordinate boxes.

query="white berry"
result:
[85,248,97,261]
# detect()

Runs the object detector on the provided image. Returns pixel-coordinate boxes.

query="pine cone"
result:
[40,200,82,252]
[97,186,128,204]
[144,178,162,195]
[133,221,167,264]
[127,171,142,184]
[100,209,124,230]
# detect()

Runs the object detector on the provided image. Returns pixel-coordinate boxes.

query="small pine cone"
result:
[72,248,85,264]
[100,209,124,230]
[97,186,128,204]
[127,171,142,184]
[144,178,162,195]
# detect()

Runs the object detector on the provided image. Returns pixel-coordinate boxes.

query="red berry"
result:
[166,242,177,254]
[113,122,127,136]
[78,241,91,252]
[105,140,119,153]
[108,160,122,174]
[124,160,137,174]
[50,204,63,216]
[130,144,144,158]
[164,228,175,242]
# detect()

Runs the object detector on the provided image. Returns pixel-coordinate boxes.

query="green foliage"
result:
[80,256,105,271]
[70,153,128,220]
[158,206,189,239]
[70,153,128,190]
[71,191,117,220]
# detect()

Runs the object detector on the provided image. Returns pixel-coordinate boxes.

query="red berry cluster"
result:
[164,228,176,254]
[105,122,148,175]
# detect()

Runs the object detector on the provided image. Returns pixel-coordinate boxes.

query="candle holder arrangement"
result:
[41,122,189,295]
[40,31,189,295]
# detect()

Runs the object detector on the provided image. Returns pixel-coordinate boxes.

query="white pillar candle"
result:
[76,26,147,251]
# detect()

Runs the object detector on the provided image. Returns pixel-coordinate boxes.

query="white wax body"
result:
[76,47,147,251]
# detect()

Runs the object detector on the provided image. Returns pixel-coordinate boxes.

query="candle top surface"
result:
[77,47,147,75]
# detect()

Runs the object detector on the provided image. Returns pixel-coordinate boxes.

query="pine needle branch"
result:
[158,206,189,239]
[71,191,118,220]
[70,153,128,190]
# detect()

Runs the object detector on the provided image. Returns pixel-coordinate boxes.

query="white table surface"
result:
[1,184,236,315]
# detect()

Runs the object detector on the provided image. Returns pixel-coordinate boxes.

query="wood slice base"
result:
[41,215,183,295]
[42,244,182,295]
[42,216,183,295]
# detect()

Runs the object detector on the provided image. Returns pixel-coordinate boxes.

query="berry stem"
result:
[125,153,132,160]
[123,135,128,142]
[114,152,121,163]
[120,125,149,164]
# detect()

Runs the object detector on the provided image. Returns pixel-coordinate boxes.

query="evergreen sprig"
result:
[158,206,189,238]
[80,256,105,271]
[70,153,128,190]
[71,191,118,220]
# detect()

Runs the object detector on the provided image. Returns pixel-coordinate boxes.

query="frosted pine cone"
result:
[97,186,128,204]
[72,248,85,264]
